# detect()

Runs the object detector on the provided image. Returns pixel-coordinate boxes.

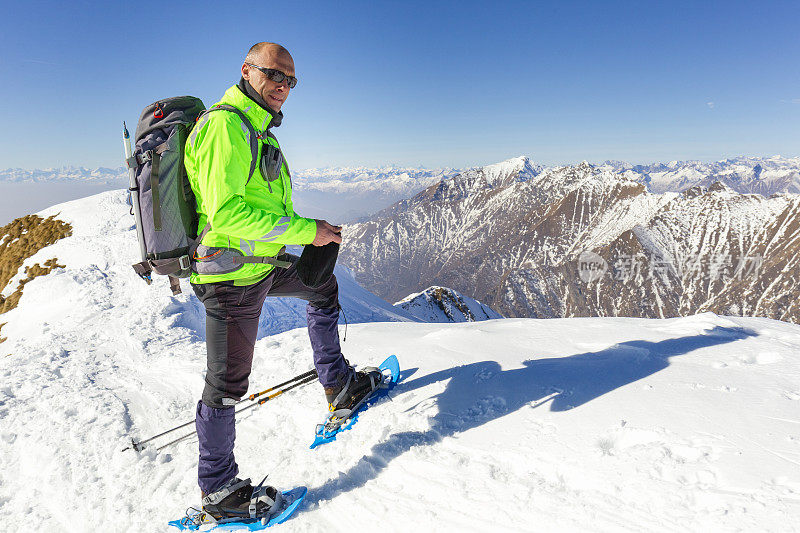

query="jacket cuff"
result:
[292,216,317,245]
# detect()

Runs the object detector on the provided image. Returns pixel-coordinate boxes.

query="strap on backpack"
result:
[131,106,288,294]
[193,106,293,269]
[232,246,293,269]
[168,276,181,296]
[150,150,162,231]
[131,221,209,293]
[204,104,259,184]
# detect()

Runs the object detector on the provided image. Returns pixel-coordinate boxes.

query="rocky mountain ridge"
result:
[394,286,503,323]
[339,157,800,323]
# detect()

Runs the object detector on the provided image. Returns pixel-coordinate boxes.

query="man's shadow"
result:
[306,325,755,504]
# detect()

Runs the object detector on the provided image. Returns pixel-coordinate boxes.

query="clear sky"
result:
[1,0,799,171]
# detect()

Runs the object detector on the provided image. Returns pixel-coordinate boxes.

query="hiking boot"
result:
[324,367,384,414]
[201,477,281,520]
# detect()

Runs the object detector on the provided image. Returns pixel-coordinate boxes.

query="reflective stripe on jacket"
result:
[185,85,316,285]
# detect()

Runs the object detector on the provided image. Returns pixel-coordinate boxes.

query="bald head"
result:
[241,42,296,112]
[245,42,292,66]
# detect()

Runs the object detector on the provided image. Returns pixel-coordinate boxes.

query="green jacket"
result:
[185,85,316,285]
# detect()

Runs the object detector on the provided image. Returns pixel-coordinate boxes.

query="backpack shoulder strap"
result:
[204,104,259,184]
[191,106,258,250]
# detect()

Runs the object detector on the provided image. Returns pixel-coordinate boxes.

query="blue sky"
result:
[1,0,799,170]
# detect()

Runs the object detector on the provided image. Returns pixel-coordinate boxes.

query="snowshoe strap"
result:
[362,366,382,391]
[331,371,354,408]
[329,407,353,419]
[202,478,251,506]
[181,507,209,527]
[331,366,384,410]
[249,484,282,519]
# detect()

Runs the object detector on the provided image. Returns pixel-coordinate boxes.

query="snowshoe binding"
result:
[323,366,387,433]
[169,481,307,531]
[311,355,400,449]
[200,476,281,522]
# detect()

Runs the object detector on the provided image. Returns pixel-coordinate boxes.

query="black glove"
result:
[296,242,339,288]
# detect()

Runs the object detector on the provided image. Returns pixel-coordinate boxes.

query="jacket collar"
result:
[219,81,283,133]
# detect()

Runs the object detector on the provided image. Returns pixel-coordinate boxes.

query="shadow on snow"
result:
[307,325,756,504]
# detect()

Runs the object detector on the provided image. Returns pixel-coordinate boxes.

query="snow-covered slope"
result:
[394,286,503,322]
[0,190,416,344]
[0,190,799,532]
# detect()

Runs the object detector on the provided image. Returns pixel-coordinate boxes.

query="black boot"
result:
[201,477,281,520]
[324,367,383,414]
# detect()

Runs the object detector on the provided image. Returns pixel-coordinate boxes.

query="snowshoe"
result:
[169,485,307,531]
[324,366,385,428]
[311,355,400,448]
[201,477,281,521]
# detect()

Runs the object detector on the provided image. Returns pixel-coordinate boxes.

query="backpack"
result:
[125,96,261,295]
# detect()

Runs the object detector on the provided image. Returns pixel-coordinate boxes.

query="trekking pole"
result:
[245,369,317,402]
[154,373,319,452]
[122,122,148,275]
[122,369,318,452]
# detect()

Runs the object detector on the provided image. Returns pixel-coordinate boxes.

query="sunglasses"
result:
[246,63,298,89]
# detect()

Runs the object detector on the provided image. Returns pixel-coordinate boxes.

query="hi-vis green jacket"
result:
[185,85,316,285]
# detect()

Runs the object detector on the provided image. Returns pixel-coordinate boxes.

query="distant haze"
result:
[0,181,126,227]
[2,154,800,227]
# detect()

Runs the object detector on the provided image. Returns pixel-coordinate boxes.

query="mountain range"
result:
[339,156,800,323]
[602,155,800,195]
[3,155,800,223]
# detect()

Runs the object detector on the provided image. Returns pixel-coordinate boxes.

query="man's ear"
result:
[241,63,250,81]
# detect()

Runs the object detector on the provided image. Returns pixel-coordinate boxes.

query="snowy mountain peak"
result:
[478,156,543,186]
[394,286,503,323]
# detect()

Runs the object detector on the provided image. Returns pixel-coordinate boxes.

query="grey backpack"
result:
[125,96,260,294]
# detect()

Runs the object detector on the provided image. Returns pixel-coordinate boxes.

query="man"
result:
[185,42,380,519]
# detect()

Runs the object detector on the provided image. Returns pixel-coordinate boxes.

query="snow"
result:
[601,156,800,196]
[1,192,799,532]
[395,286,503,322]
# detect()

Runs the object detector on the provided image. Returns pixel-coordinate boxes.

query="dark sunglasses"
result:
[246,63,298,89]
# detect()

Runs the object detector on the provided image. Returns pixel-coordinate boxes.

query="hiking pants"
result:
[191,253,349,494]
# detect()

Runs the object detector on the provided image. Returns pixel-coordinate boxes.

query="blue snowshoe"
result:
[312,355,400,448]
[169,477,306,531]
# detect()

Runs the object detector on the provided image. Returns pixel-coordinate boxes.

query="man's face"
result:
[241,49,295,113]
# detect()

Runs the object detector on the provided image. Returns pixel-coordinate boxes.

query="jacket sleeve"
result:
[192,114,317,245]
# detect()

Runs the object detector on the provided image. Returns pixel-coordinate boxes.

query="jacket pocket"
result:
[193,245,245,275]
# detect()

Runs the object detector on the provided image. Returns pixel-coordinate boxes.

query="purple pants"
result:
[191,253,349,494]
